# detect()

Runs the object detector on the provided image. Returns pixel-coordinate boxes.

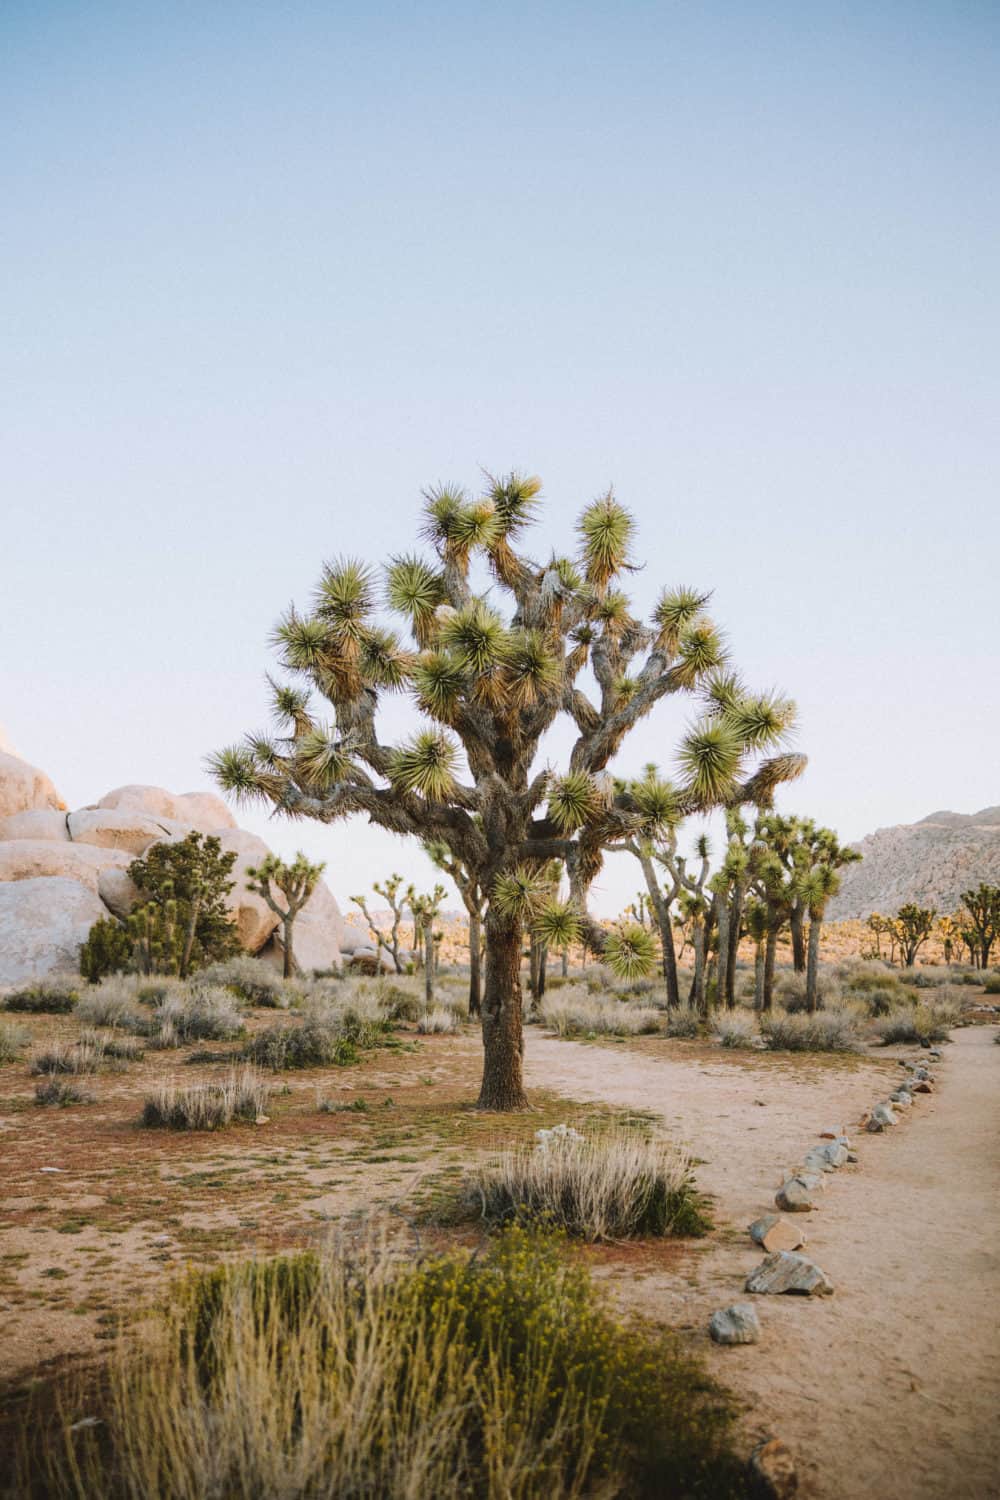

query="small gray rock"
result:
[709,1302,761,1345]
[816,1141,849,1167]
[890,1090,913,1106]
[775,1178,816,1212]
[872,1102,898,1126]
[802,1151,835,1174]
[745,1250,834,1297]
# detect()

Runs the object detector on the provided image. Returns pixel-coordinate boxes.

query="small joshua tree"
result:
[351,873,413,974]
[424,838,486,1014]
[410,883,447,1006]
[958,884,1000,970]
[892,903,937,968]
[128,832,239,977]
[246,852,326,978]
[212,473,804,1109]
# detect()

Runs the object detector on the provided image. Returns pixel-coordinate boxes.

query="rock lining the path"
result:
[749,1215,806,1252]
[709,1302,762,1345]
[745,1251,834,1297]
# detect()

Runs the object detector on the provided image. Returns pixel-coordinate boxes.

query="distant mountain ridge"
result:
[828,806,1000,920]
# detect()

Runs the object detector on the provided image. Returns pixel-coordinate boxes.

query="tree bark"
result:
[790,903,806,973]
[283,915,296,979]
[716,896,732,1011]
[726,883,744,1007]
[805,914,822,1013]
[762,923,779,1012]
[636,844,680,1009]
[423,923,434,1007]
[477,910,527,1110]
[468,905,482,1017]
[753,939,765,1011]
[537,942,548,1001]
[689,922,705,1011]
[561,947,569,978]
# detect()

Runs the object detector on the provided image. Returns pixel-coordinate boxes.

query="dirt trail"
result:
[526,1027,1000,1500]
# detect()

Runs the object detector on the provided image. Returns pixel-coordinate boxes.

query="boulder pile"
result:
[0,744,343,985]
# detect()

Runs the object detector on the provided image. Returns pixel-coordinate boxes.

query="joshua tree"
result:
[246,851,326,978]
[351,874,413,974]
[744,898,769,1010]
[211,473,803,1109]
[424,838,486,1015]
[892,904,937,968]
[958,884,1000,970]
[410,883,447,1006]
[795,864,841,1012]
[864,911,897,965]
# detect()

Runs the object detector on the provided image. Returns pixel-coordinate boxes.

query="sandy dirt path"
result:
[526,1026,1000,1500]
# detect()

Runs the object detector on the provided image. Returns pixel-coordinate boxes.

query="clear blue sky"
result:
[2,1,998,915]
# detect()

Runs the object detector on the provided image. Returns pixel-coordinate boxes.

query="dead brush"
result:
[30,1039,108,1075]
[34,1078,95,1107]
[467,1126,709,1240]
[141,1067,271,1130]
[540,989,663,1038]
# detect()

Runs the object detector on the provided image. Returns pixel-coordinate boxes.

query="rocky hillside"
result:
[828,807,1000,920]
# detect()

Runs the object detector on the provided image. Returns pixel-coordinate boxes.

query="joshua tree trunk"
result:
[179,891,202,980]
[805,914,822,1013]
[762,922,779,1011]
[790,903,806,973]
[716,896,732,1010]
[537,941,548,1000]
[726,881,745,1007]
[689,921,706,1012]
[753,939,765,1010]
[635,844,681,1009]
[468,905,482,1017]
[477,911,527,1111]
[561,947,569,978]
[423,921,434,1006]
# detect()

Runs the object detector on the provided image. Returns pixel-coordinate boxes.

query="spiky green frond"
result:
[419,484,468,550]
[484,471,542,537]
[577,492,635,589]
[547,771,602,833]
[596,589,634,632]
[245,732,281,769]
[412,652,466,724]
[551,555,581,591]
[501,629,561,709]
[492,866,545,921]
[629,774,681,832]
[359,627,416,691]
[677,720,742,807]
[268,679,314,736]
[438,600,507,674]
[532,899,582,949]
[652,586,712,651]
[388,730,459,801]
[605,923,658,981]
[612,674,639,707]
[313,559,375,638]
[702,670,746,716]
[292,726,353,792]
[270,610,329,673]
[207,746,268,805]
[673,623,725,687]
[724,692,796,749]
[385,554,446,646]
[740,752,808,805]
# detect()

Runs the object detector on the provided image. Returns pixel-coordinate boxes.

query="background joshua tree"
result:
[958,883,1000,970]
[212,472,804,1109]
[351,874,413,974]
[409,883,447,1006]
[246,851,326,978]
[128,833,239,978]
[892,904,937,967]
[424,838,486,1015]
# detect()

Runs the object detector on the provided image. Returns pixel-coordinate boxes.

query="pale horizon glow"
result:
[2,1,998,916]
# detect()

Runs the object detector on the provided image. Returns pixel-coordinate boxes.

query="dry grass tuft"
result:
[760,1008,862,1053]
[141,1068,271,1130]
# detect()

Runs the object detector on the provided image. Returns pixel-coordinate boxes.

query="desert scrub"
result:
[199,956,292,1009]
[983,974,1000,995]
[870,1001,958,1046]
[78,1028,145,1061]
[20,1227,744,1500]
[774,970,842,1012]
[714,1014,758,1049]
[2,976,80,1014]
[466,1126,709,1241]
[243,1018,363,1070]
[663,1009,701,1038]
[30,1039,108,1075]
[760,1009,862,1053]
[0,1019,29,1064]
[541,990,663,1038]
[34,1078,95,1107]
[416,1005,460,1034]
[141,1068,270,1129]
[156,986,245,1042]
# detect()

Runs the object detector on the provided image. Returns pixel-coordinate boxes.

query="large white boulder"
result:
[0,751,64,821]
[67,807,177,855]
[213,828,281,952]
[0,878,107,984]
[0,810,69,842]
[0,840,132,895]
[96,785,236,835]
[97,866,142,919]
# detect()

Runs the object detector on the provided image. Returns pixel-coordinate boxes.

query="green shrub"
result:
[541,989,663,1037]
[157,986,245,1042]
[760,1009,861,1053]
[199,956,291,1008]
[983,974,1000,995]
[3,977,79,1014]
[242,1020,359,1071]
[714,1014,757,1049]
[79,916,132,982]
[30,1040,107,1076]
[141,1068,270,1130]
[664,1010,701,1039]
[34,1078,94,1107]
[21,1228,744,1500]
[870,1002,958,1046]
